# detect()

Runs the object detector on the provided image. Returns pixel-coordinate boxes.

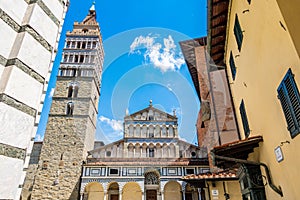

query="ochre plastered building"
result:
[214,0,300,199]
[182,0,300,199]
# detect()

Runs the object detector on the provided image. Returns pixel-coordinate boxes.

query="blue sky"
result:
[36,0,207,144]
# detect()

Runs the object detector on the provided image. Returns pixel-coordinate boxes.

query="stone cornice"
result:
[6,58,45,84]
[0,143,26,161]
[0,55,45,84]
[0,94,37,117]
[20,25,52,52]
[0,55,7,66]
[35,0,60,26]
[0,8,53,53]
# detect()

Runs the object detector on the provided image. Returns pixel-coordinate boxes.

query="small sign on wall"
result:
[212,189,219,196]
[274,146,284,162]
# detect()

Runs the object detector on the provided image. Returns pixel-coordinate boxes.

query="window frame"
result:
[109,168,120,176]
[185,168,195,175]
[229,51,237,80]
[234,14,244,51]
[149,148,155,157]
[277,68,300,138]
[239,99,250,138]
[66,102,74,115]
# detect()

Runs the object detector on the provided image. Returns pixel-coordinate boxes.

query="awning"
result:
[211,136,263,168]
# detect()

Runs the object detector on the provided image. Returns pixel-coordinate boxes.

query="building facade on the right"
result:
[206,0,300,200]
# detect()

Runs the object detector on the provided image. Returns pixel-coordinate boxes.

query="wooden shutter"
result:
[229,51,236,80]
[234,14,243,51]
[278,69,300,137]
[240,100,250,137]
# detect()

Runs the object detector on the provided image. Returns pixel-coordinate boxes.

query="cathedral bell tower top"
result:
[89,1,96,17]
[66,1,102,40]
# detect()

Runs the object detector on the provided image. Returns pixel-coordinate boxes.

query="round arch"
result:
[144,169,160,185]
[164,181,182,200]
[107,182,119,200]
[84,182,104,200]
[122,182,142,200]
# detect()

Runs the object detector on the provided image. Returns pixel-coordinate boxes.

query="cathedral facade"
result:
[80,102,209,200]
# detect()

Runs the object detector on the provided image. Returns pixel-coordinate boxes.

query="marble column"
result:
[103,192,107,200]
[119,189,122,200]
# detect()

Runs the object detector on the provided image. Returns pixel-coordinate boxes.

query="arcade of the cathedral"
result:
[80,170,208,200]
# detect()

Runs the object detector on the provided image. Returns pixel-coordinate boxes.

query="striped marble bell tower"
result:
[30,4,104,199]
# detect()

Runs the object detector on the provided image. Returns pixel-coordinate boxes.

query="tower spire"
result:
[88,1,96,17]
[90,1,95,11]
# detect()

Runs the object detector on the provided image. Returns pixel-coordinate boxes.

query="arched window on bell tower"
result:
[73,84,79,97]
[67,84,73,97]
[67,82,79,98]
[66,102,74,115]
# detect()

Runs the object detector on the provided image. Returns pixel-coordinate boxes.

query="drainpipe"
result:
[211,152,283,197]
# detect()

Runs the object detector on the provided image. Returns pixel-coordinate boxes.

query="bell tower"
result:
[31,4,104,199]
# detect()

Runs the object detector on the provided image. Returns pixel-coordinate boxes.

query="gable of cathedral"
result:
[124,104,177,122]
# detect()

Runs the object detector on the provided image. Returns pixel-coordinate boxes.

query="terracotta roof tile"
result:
[182,169,238,180]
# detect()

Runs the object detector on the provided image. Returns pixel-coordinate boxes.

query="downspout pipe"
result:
[211,152,283,197]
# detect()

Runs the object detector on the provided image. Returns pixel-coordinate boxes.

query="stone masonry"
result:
[29,5,104,199]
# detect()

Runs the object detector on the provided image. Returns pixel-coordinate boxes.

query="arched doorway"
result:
[122,182,142,200]
[184,183,199,200]
[108,182,119,200]
[164,181,182,200]
[144,170,160,200]
[83,182,104,200]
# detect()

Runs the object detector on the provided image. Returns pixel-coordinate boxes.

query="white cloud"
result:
[99,116,123,132]
[130,35,185,72]
[49,88,55,98]
[130,35,155,51]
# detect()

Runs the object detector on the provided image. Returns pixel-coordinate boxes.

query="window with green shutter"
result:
[234,14,243,51]
[277,68,300,138]
[240,100,250,138]
[229,51,237,80]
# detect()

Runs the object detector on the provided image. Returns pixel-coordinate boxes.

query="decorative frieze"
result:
[0,143,26,160]
[0,94,36,117]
